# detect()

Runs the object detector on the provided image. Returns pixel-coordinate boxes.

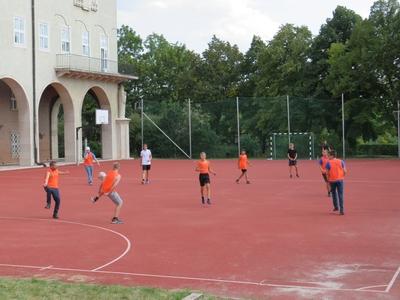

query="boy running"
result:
[236,150,250,184]
[140,144,152,184]
[287,143,299,178]
[83,146,100,185]
[326,150,347,215]
[319,149,331,196]
[43,161,69,219]
[195,152,216,205]
[91,162,124,224]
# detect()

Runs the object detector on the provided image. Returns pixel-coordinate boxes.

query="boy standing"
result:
[43,161,69,219]
[326,150,347,215]
[195,152,216,205]
[92,162,124,224]
[140,144,152,184]
[319,149,331,196]
[83,146,100,185]
[236,150,250,184]
[287,143,299,178]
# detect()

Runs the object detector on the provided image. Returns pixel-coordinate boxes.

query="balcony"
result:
[55,54,137,83]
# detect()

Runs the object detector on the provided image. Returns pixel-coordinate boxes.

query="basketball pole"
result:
[236,97,240,156]
[342,93,346,159]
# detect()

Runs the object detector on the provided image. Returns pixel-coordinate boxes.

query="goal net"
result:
[269,132,314,160]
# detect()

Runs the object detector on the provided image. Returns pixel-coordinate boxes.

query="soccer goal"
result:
[269,132,315,160]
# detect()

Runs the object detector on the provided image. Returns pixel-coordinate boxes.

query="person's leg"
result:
[295,164,299,177]
[236,171,244,182]
[52,189,61,218]
[337,181,344,214]
[88,166,93,184]
[245,171,250,183]
[84,166,90,184]
[142,166,146,183]
[200,185,205,204]
[45,187,51,208]
[109,192,123,223]
[145,168,150,183]
[330,182,338,211]
[289,164,293,177]
[206,183,211,204]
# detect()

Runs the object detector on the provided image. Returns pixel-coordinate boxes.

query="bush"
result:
[356,144,397,156]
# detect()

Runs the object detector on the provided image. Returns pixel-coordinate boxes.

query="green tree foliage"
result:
[119,0,400,158]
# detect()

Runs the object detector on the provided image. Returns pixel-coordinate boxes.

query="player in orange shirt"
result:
[326,150,347,215]
[195,152,216,205]
[236,150,250,184]
[83,146,100,185]
[43,161,69,219]
[319,149,331,196]
[91,162,124,224]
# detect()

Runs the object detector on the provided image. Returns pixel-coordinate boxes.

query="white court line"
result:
[0,263,390,294]
[386,265,400,292]
[357,284,387,291]
[39,265,53,271]
[0,217,132,272]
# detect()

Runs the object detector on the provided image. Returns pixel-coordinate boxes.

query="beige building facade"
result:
[0,0,135,166]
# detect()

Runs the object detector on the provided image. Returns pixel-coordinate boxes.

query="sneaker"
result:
[328,192,331,197]
[91,196,99,203]
[340,211,344,215]
[146,180,150,184]
[201,198,205,204]
[235,179,239,184]
[45,203,50,209]
[333,208,338,212]
[53,214,59,219]
[141,180,145,185]
[207,199,211,205]
[290,174,293,178]
[296,174,299,178]
[111,217,123,224]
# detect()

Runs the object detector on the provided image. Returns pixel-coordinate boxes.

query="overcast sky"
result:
[117,0,377,53]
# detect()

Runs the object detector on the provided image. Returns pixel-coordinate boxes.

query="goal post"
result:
[269,132,314,160]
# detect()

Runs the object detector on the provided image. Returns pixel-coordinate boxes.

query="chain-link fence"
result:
[129,96,400,159]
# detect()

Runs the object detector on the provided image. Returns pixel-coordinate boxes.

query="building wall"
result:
[0,0,129,165]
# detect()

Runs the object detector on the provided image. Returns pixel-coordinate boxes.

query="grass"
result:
[0,277,223,300]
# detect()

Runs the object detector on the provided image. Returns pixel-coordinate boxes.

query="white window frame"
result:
[100,34,108,72]
[39,22,50,51]
[13,16,26,47]
[61,26,71,54]
[82,31,90,56]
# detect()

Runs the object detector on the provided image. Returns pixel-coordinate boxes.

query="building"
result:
[0,0,136,166]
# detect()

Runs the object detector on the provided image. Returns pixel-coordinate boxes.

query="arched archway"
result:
[38,83,75,162]
[0,77,32,166]
[81,86,113,159]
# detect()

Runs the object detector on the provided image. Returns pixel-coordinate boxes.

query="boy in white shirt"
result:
[140,144,152,184]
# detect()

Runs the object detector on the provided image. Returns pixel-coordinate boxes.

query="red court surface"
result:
[0,159,399,299]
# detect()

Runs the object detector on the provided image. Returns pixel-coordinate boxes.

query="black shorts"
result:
[288,160,297,166]
[322,173,328,182]
[199,173,210,187]
[241,169,247,173]
[142,165,151,171]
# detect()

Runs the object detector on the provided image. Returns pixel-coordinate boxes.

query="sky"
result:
[117,0,377,53]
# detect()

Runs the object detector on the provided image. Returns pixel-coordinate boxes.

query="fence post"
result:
[287,95,291,145]
[397,100,400,158]
[342,93,346,159]
[236,96,240,156]
[188,98,192,159]
[141,97,144,149]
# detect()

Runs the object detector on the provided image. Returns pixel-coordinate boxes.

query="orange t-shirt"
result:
[197,160,210,174]
[326,159,345,182]
[319,156,329,173]
[238,154,248,169]
[47,169,59,189]
[101,170,119,194]
[84,152,94,166]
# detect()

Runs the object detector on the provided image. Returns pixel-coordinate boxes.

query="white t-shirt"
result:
[140,149,152,165]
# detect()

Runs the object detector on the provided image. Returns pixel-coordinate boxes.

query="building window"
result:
[61,26,71,53]
[74,0,83,7]
[10,95,17,111]
[100,35,108,72]
[10,130,21,159]
[39,22,49,51]
[82,31,90,56]
[13,16,26,46]
[91,0,99,11]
